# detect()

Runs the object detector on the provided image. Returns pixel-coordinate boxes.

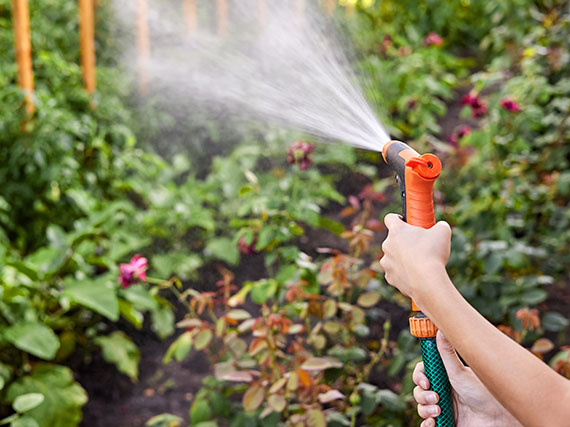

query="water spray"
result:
[383,141,454,427]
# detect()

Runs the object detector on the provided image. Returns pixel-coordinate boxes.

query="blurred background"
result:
[0,0,569,426]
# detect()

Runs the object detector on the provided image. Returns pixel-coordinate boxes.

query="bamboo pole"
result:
[12,0,34,115]
[79,0,96,94]
[183,0,197,34]
[256,0,266,29]
[324,0,336,15]
[137,0,150,93]
[216,0,227,37]
[295,0,305,30]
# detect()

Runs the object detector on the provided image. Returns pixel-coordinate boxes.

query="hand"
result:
[413,332,522,427]
[380,213,451,304]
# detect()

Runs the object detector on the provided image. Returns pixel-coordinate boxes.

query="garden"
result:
[1,0,569,426]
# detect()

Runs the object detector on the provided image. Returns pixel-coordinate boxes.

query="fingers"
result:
[413,386,439,405]
[412,362,430,389]
[418,403,441,419]
[383,213,403,230]
[420,419,435,427]
[436,331,465,378]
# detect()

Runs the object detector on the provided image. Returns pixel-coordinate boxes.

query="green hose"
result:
[420,338,455,427]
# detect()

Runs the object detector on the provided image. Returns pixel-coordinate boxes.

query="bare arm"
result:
[380,213,570,427]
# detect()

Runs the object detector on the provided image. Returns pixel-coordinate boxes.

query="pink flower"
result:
[424,32,443,46]
[287,141,315,171]
[237,236,257,255]
[461,92,488,118]
[500,98,521,113]
[119,254,148,288]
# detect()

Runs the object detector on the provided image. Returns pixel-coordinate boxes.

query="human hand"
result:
[413,332,521,427]
[380,213,451,304]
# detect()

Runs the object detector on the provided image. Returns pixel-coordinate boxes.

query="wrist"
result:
[411,263,453,311]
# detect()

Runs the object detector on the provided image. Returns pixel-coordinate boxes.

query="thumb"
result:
[436,331,464,379]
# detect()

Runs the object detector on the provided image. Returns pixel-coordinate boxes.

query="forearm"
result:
[414,266,570,427]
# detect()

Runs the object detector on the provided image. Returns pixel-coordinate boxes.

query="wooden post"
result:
[137,0,150,93]
[12,0,34,115]
[79,0,96,94]
[324,0,336,15]
[256,0,266,29]
[295,0,305,29]
[183,0,197,34]
[216,0,227,37]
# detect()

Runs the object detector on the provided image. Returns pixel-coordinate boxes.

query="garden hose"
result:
[382,141,455,427]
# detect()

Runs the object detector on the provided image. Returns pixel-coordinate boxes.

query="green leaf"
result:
[4,323,60,360]
[520,289,548,305]
[151,304,175,339]
[377,389,406,412]
[255,227,275,251]
[12,416,40,427]
[13,394,45,413]
[205,238,239,265]
[63,276,119,321]
[318,217,345,235]
[118,300,144,329]
[250,279,278,304]
[152,253,202,279]
[194,330,213,350]
[6,364,87,427]
[306,409,326,427]
[542,312,569,332]
[145,413,183,427]
[122,285,159,311]
[96,332,140,382]
[190,397,212,424]
[357,292,381,308]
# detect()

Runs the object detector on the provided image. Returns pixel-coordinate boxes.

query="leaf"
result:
[306,409,327,427]
[242,384,265,412]
[269,378,287,394]
[357,292,381,308]
[318,389,344,403]
[221,371,253,382]
[151,304,175,339]
[4,323,60,360]
[206,238,239,265]
[377,389,406,412]
[531,338,554,354]
[520,289,548,305]
[301,357,342,371]
[542,312,569,332]
[190,397,212,425]
[13,393,45,413]
[145,413,183,427]
[194,330,213,350]
[12,416,39,427]
[63,277,119,321]
[255,227,276,251]
[267,394,286,412]
[226,309,252,321]
[6,364,87,427]
[96,332,140,382]
[251,279,278,304]
[163,332,193,364]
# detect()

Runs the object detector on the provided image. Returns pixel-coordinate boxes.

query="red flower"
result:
[461,92,487,118]
[287,141,315,171]
[237,236,257,255]
[500,98,521,113]
[424,32,443,46]
[119,254,148,288]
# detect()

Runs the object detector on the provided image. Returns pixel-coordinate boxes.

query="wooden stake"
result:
[324,0,336,15]
[183,0,197,34]
[295,0,305,30]
[137,0,150,93]
[79,0,96,94]
[256,0,266,29]
[216,0,227,37]
[12,0,34,115]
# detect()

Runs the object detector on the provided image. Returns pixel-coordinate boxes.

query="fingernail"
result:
[430,406,440,417]
[427,392,438,404]
[421,380,429,389]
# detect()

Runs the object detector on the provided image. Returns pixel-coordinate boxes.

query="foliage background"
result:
[0,0,568,426]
